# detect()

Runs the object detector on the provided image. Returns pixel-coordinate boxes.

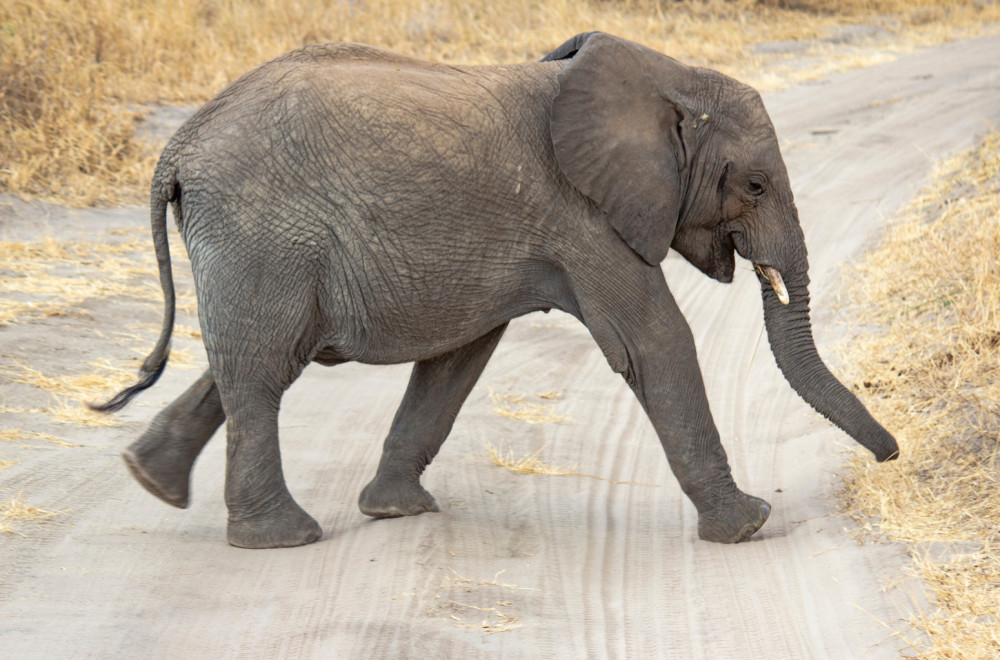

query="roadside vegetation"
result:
[2,0,998,204]
[841,130,1000,658]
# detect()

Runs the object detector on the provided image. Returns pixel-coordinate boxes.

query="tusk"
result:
[758,265,790,305]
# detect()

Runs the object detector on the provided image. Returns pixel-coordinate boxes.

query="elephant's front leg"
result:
[122,369,225,508]
[359,323,508,518]
[578,271,770,543]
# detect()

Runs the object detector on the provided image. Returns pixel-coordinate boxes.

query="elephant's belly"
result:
[331,309,516,365]
[311,349,346,366]
[316,227,572,365]
[321,282,556,366]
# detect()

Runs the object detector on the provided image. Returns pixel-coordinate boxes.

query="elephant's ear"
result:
[550,33,694,266]
[539,31,601,62]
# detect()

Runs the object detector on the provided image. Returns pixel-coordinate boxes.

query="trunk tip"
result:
[866,428,899,462]
[876,447,900,462]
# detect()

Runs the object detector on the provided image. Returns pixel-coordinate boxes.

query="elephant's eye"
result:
[747,176,766,198]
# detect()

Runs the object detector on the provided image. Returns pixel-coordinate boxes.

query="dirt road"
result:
[2,35,998,658]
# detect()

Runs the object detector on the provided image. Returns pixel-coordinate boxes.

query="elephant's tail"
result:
[91,165,177,413]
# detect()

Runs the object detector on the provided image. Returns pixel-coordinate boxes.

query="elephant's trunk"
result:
[757,261,899,462]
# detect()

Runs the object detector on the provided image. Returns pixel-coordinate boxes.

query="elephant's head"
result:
[545,33,898,462]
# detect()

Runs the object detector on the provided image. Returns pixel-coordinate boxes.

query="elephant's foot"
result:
[697,492,771,544]
[358,475,440,519]
[122,440,194,509]
[227,498,322,549]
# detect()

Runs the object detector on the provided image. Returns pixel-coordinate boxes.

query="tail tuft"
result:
[89,352,169,413]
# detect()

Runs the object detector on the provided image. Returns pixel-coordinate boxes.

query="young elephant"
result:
[96,32,898,549]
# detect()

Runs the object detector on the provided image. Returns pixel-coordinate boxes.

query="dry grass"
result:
[0,236,160,325]
[3,1,998,204]
[482,442,583,477]
[445,603,521,634]
[429,568,527,634]
[481,441,659,486]
[0,231,202,436]
[839,129,1000,658]
[489,388,571,424]
[174,324,202,340]
[0,359,144,427]
[0,231,202,425]
[2,360,133,400]
[0,493,62,536]
[0,425,77,447]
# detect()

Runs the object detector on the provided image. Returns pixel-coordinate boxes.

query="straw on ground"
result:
[488,388,571,424]
[0,493,62,536]
[0,425,77,447]
[481,442,659,486]
[430,568,526,634]
[1,360,149,428]
[0,237,160,326]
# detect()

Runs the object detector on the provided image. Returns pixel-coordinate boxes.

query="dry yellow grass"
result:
[0,493,62,536]
[0,236,159,325]
[481,442,659,486]
[174,324,202,340]
[0,232,204,435]
[0,359,146,428]
[2,360,133,400]
[0,230,202,425]
[482,442,583,477]
[3,1,998,204]
[0,425,76,447]
[431,568,526,634]
[840,129,1000,658]
[489,388,572,424]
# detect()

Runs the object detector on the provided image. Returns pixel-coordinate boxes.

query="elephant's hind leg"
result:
[199,286,324,548]
[123,369,224,508]
[359,323,508,518]
[215,349,322,548]
[217,368,322,549]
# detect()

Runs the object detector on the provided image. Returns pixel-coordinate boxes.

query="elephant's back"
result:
[165,44,561,234]
[168,42,556,155]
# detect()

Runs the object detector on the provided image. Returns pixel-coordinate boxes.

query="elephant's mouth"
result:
[754,264,790,305]
[706,231,737,283]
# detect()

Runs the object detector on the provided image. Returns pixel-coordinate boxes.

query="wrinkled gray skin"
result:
[97,32,898,549]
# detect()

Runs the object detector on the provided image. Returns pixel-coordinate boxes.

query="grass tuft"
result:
[482,442,581,477]
[489,388,571,424]
[481,442,660,486]
[0,360,148,427]
[0,493,62,536]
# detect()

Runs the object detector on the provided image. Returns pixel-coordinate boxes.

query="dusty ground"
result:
[1,34,999,658]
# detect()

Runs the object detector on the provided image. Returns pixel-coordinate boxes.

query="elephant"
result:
[95,31,898,549]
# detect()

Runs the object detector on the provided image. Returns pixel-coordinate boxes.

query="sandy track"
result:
[2,35,998,658]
